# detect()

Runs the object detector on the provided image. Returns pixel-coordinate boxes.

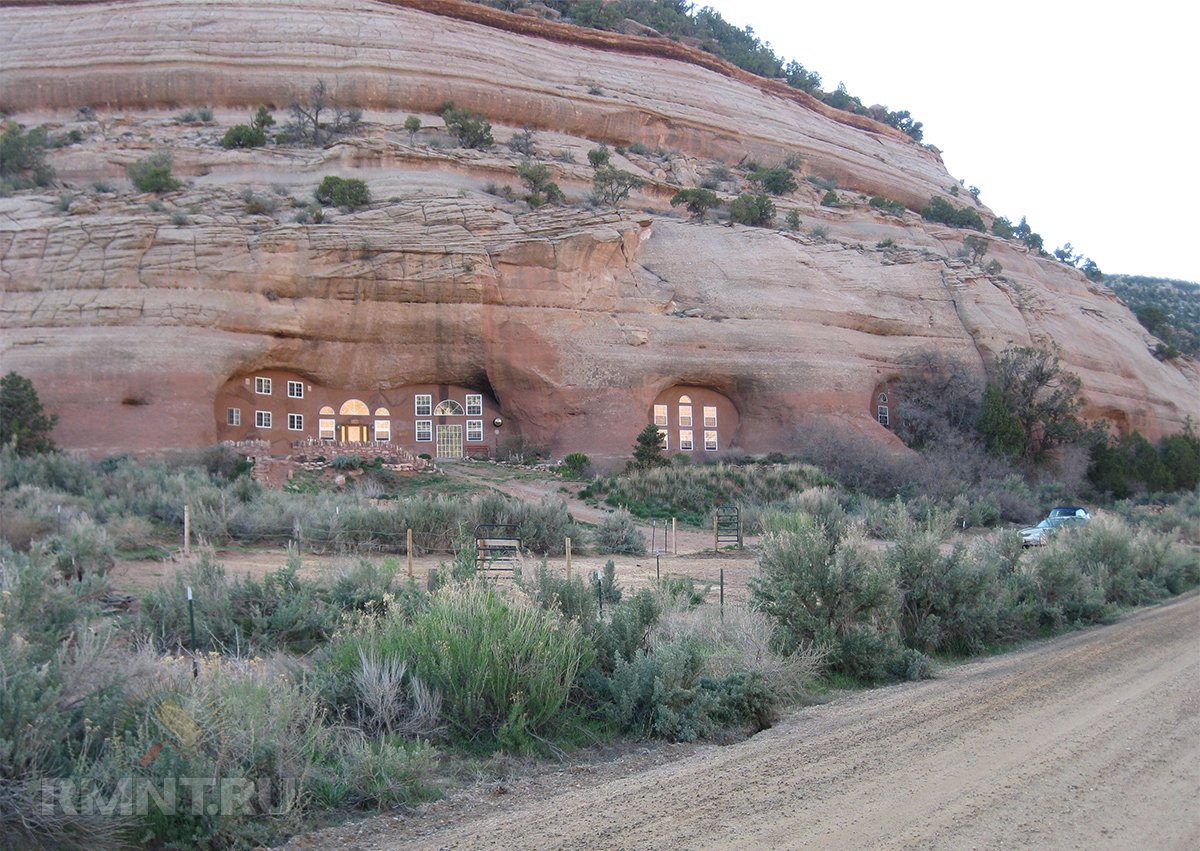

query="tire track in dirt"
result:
[292,592,1199,850]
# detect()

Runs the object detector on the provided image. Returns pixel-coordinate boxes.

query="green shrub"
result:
[920,196,985,231]
[587,144,610,169]
[1,371,58,455]
[126,150,181,194]
[40,514,115,581]
[670,187,719,220]
[729,193,774,227]
[0,121,54,188]
[821,190,839,206]
[747,167,797,195]
[314,175,370,210]
[220,124,266,148]
[592,166,643,206]
[869,195,906,215]
[441,106,493,149]
[560,451,593,479]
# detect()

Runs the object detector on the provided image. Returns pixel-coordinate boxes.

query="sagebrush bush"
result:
[320,581,592,752]
[750,518,910,681]
[592,509,645,554]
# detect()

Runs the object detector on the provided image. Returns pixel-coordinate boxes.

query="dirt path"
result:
[285,592,1200,850]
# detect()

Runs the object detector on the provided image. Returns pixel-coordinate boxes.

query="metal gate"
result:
[714,505,742,550]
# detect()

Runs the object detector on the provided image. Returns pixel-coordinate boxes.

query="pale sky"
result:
[702,0,1195,282]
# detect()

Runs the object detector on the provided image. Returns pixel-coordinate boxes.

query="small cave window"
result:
[878,405,890,427]
[434,400,464,416]
[878,393,888,404]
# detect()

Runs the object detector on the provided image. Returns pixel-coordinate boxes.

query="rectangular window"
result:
[679,430,694,451]
[703,406,718,427]
[375,420,391,442]
[466,394,483,416]
[467,420,484,442]
[679,405,693,427]
[226,407,241,426]
[704,430,718,451]
[255,376,272,395]
[287,380,304,399]
[877,406,890,427]
[653,404,668,427]
[287,413,303,431]
[256,410,272,429]
[658,428,669,452]
[319,418,335,440]
[416,420,432,442]
[415,394,432,417]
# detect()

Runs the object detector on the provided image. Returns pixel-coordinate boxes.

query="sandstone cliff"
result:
[1,0,1195,459]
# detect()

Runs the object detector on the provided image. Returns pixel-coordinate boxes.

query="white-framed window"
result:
[434,400,464,416]
[288,413,303,431]
[227,407,241,426]
[466,394,483,416]
[679,405,693,427]
[319,418,335,440]
[415,394,432,416]
[256,410,272,429]
[287,380,304,398]
[680,430,694,451]
[704,430,718,451]
[467,420,483,442]
[658,428,669,452]
[416,420,432,442]
[374,420,391,442]
[878,406,890,427]
[653,404,668,427]
[703,406,718,427]
[255,376,272,395]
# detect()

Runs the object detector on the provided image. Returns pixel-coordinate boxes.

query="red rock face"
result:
[0,0,1195,464]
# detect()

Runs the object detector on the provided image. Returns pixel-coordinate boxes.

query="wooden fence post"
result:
[565,536,573,579]
[407,528,414,578]
[183,504,191,557]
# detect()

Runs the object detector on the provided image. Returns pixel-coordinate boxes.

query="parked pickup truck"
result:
[1020,506,1091,546]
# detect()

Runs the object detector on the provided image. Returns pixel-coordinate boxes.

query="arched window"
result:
[878,393,888,404]
[319,406,335,416]
[678,395,692,404]
[434,400,464,416]
[374,407,390,417]
[339,399,369,416]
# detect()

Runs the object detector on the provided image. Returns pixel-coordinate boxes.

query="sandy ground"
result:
[281,592,1200,850]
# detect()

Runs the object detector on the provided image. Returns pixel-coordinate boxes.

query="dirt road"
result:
[291,592,1200,850]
